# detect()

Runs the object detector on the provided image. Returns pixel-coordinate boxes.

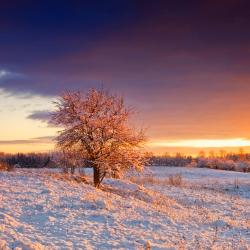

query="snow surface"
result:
[0,167,249,249]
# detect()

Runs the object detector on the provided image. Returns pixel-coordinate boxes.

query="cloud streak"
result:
[0,70,9,78]
[27,110,52,123]
[0,136,54,145]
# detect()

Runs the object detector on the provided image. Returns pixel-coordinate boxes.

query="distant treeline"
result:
[0,150,250,172]
[146,150,250,172]
[0,152,54,168]
[147,153,193,167]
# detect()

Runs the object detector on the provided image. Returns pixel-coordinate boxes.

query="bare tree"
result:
[54,146,84,174]
[51,88,146,187]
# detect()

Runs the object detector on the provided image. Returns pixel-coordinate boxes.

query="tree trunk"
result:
[93,166,101,187]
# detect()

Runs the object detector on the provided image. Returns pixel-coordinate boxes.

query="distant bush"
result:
[129,175,159,186]
[0,162,14,171]
[197,158,235,170]
[168,173,183,186]
[235,161,250,172]
[195,158,250,172]
[129,173,183,187]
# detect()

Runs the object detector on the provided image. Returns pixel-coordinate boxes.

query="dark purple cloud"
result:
[1,0,250,97]
[26,110,52,123]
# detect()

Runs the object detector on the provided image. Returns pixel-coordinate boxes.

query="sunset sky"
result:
[1,0,250,155]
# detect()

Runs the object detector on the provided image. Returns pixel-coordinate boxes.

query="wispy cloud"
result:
[26,110,52,123]
[0,136,54,145]
[0,70,9,78]
[0,69,23,80]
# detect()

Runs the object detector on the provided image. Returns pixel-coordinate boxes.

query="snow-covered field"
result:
[0,167,249,249]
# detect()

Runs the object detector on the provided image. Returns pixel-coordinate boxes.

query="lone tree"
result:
[51,88,146,187]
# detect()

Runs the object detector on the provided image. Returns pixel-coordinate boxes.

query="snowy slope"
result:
[0,167,249,249]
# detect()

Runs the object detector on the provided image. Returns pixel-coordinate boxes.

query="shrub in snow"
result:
[0,162,14,171]
[73,175,88,184]
[186,160,197,168]
[235,161,250,172]
[216,159,236,171]
[196,158,208,168]
[168,173,183,186]
[129,175,159,186]
[196,158,237,171]
[234,178,239,189]
[51,88,146,187]
[54,147,84,175]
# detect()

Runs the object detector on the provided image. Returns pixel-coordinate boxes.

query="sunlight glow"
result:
[149,138,250,148]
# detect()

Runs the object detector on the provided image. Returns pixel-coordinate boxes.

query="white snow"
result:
[0,167,249,249]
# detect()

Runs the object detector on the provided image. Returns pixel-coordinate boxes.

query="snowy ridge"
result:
[0,167,250,249]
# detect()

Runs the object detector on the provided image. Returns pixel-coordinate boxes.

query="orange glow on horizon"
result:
[0,143,54,154]
[2,138,250,156]
[149,138,250,148]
